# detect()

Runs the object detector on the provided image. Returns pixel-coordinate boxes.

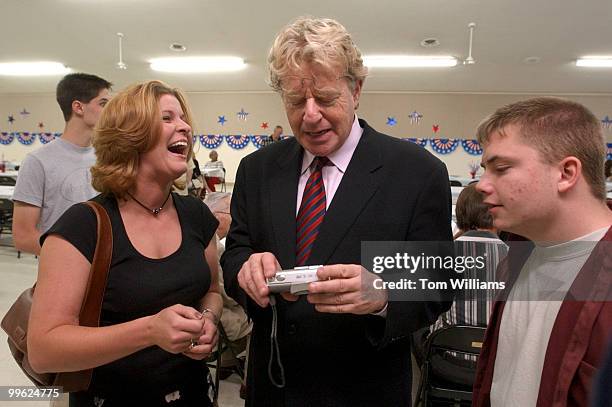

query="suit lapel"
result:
[269,141,303,268]
[308,121,384,265]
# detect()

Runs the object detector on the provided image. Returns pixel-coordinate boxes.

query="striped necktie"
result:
[296,156,330,266]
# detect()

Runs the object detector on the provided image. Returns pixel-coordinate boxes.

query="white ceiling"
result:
[2,0,612,95]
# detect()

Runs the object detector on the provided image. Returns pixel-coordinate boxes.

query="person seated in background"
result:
[203,192,251,398]
[473,97,612,407]
[261,125,283,147]
[27,80,223,406]
[203,150,225,191]
[413,184,508,376]
[443,184,508,328]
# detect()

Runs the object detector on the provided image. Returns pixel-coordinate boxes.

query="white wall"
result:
[2,91,611,182]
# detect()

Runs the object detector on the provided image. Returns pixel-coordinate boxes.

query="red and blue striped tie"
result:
[296,157,329,266]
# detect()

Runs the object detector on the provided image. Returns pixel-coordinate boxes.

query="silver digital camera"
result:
[266,265,322,295]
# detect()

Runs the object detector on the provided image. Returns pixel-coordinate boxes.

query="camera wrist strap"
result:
[268,295,286,388]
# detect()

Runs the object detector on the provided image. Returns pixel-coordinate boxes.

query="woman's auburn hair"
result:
[91,80,194,199]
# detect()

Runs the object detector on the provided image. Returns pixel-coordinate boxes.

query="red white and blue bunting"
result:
[200,134,224,149]
[39,132,59,144]
[250,135,268,149]
[225,135,250,150]
[0,132,15,145]
[430,138,459,155]
[403,138,428,147]
[461,139,483,156]
[17,132,36,145]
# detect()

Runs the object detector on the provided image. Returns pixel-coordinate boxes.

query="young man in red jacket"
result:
[473,97,612,407]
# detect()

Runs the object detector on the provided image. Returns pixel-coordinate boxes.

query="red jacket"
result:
[473,224,612,407]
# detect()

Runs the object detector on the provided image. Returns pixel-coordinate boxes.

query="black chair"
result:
[206,322,245,405]
[0,197,13,236]
[449,180,463,187]
[220,168,226,192]
[0,175,16,186]
[414,325,486,406]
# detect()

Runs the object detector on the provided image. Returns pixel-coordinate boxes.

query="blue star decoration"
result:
[237,108,249,121]
[8,115,15,124]
[20,108,30,117]
[217,115,227,126]
[386,117,397,126]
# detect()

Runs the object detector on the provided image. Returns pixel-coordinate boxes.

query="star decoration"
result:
[20,108,31,117]
[386,117,397,126]
[236,108,249,121]
[409,111,423,124]
[261,122,269,130]
[38,122,45,129]
[8,115,15,124]
[602,115,612,129]
[217,115,227,126]
[432,124,439,133]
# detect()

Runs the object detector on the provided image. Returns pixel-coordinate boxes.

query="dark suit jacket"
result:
[221,119,453,407]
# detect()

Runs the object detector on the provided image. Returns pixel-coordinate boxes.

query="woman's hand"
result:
[148,304,205,354]
[182,314,219,360]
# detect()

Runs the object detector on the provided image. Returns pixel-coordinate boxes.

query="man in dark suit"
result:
[221,16,452,406]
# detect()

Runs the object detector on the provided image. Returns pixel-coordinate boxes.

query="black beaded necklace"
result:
[127,191,171,216]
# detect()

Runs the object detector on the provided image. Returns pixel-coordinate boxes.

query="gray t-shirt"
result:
[12,137,97,234]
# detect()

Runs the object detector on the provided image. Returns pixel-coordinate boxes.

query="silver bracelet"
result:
[201,308,219,325]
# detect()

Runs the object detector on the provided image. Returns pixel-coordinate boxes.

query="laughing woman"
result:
[27,81,222,406]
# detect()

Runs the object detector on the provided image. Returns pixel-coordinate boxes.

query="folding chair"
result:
[0,198,14,237]
[206,322,245,405]
[218,168,227,192]
[414,325,486,406]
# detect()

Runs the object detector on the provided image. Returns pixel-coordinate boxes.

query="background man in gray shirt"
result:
[12,73,112,255]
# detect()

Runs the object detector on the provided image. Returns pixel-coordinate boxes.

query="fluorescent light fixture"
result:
[0,61,71,76]
[363,55,458,68]
[150,57,246,73]
[576,57,612,67]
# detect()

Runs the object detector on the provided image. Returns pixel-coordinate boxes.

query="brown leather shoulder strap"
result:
[79,201,113,327]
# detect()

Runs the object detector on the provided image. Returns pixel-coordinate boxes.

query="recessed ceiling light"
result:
[420,38,440,48]
[576,57,612,67]
[363,55,457,68]
[150,57,246,73]
[169,43,187,52]
[0,61,71,76]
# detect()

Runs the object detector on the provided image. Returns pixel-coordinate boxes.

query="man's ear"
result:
[352,80,363,110]
[71,100,84,117]
[557,156,581,193]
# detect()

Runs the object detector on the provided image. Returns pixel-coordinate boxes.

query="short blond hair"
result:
[91,80,194,199]
[267,16,368,92]
[476,97,607,200]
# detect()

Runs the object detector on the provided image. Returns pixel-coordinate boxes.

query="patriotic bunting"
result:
[17,132,36,145]
[461,139,483,155]
[430,138,459,155]
[225,135,250,149]
[250,135,268,149]
[0,132,14,145]
[200,134,224,149]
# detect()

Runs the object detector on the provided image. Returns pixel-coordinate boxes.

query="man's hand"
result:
[306,264,388,315]
[237,252,282,307]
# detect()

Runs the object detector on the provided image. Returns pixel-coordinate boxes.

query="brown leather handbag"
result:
[1,201,113,392]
